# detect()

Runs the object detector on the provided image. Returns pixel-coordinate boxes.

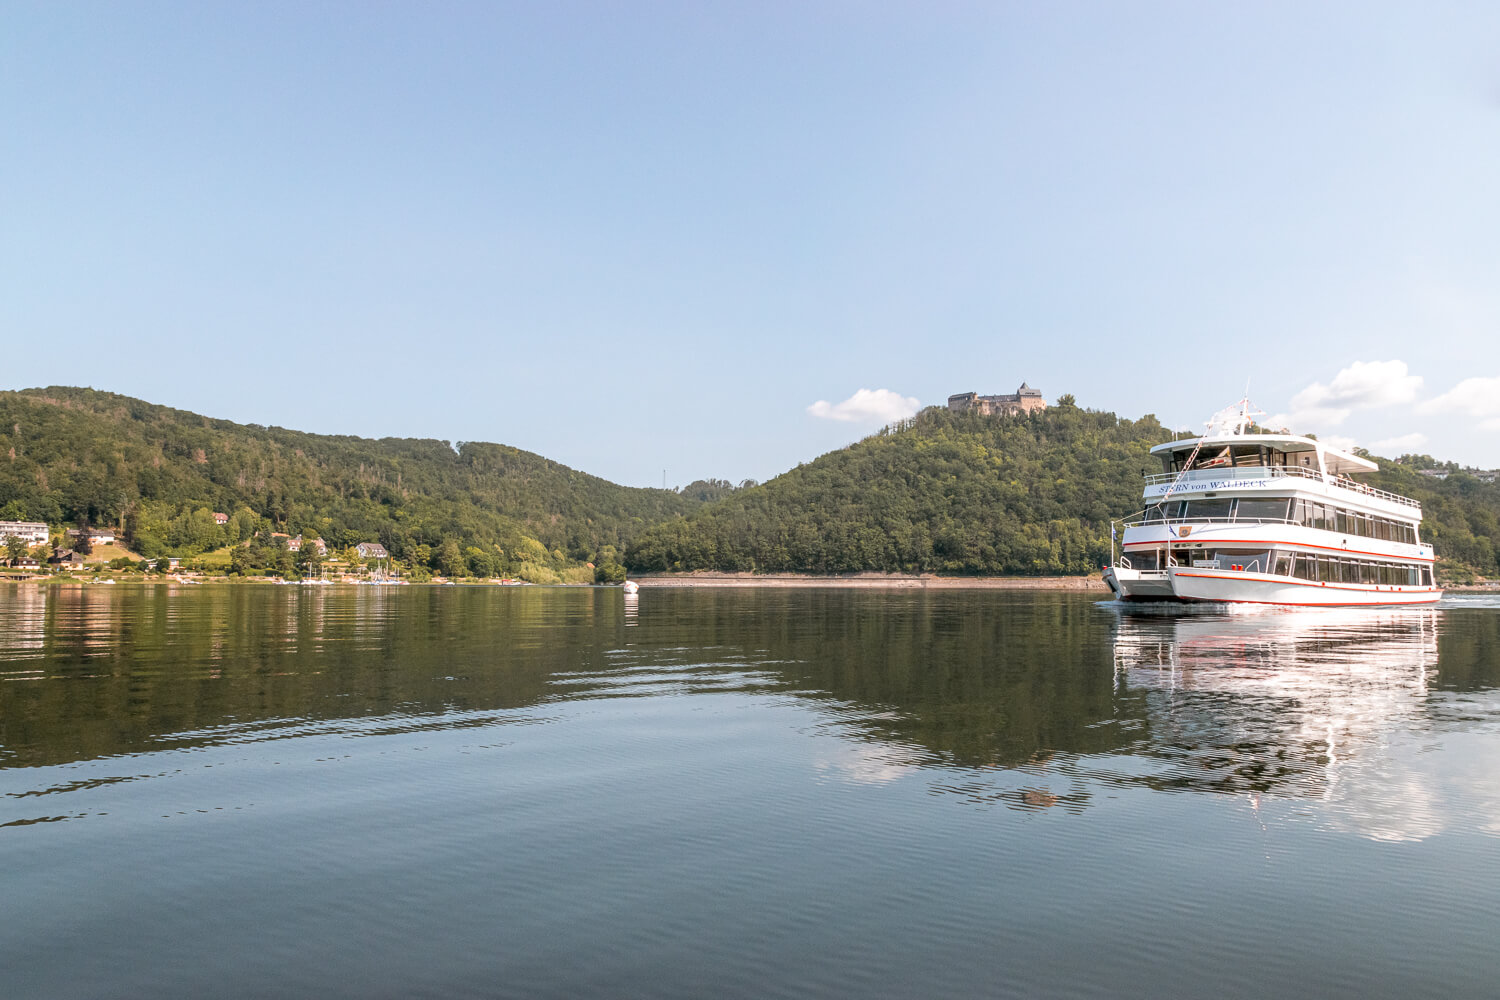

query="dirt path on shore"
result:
[634,573,1108,591]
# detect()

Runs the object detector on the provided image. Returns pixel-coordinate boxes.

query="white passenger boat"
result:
[1103,401,1440,607]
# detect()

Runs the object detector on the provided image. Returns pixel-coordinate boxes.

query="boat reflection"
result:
[1112,606,1439,739]
[1105,607,1500,840]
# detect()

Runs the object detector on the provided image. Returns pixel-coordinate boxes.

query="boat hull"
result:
[1166,568,1440,606]
[1107,565,1440,606]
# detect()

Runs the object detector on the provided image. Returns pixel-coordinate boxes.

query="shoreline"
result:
[634,572,1109,591]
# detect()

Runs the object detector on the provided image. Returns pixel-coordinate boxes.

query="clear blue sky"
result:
[5,1,1499,486]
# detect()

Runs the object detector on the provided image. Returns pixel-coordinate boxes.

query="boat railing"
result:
[1141,466,1421,509]
[1116,556,1168,575]
[1124,515,1300,528]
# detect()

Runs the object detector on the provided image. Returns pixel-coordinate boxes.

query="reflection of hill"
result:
[619,590,1135,771]
[0,588,1142,774]
[0,585,631,768]
[6,586,1499,833]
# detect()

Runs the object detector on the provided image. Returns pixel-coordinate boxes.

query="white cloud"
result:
[807,388,920,424]
[1293,359,1423,411]
[1320,434,1359,453]
[1417,377,1500,428]
[1371,432,1428,454]
[1272,360,1423,435]
[1266,405,1351,429]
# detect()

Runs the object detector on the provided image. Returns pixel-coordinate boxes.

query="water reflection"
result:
[1107,605,1500,840]
[1112,607,1439,772]
[2,585,1498,836]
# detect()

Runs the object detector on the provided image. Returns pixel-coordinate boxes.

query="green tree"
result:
[5,535,26,565]
[228,507,257,543]
[295,541,325,574]
[437,538,464,577]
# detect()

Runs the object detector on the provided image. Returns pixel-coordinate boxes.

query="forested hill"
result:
[626,403,1170,576]
[0,387,696,575]
[625,403,1500,580]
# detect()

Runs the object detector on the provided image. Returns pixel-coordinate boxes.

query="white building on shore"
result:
[0,521,50,546]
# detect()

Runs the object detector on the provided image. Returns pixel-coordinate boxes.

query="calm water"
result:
[3,584,1499,999]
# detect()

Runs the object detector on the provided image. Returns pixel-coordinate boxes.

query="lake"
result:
[3,584,1499,999]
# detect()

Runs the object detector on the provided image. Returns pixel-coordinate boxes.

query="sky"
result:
[4,1,1499,487]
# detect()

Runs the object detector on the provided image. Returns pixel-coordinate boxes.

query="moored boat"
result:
[1104,400,1441,607]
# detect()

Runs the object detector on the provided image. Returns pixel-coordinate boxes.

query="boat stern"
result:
[1104,564,1178,601]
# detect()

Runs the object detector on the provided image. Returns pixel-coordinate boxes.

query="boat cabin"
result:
[1151,434,1377,479]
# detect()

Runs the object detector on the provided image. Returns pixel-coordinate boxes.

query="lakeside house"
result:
[286,535,327,555]
[65,527,116,545]
[0,521,51,546]
[356,542,389,560]
[214,512,229,525]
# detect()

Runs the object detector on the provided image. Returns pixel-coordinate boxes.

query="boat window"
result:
[1236,498,1290,522]
[1231,446,1263,468]
[1421,567,1432,587]
[1275,552,1292,576]
[1207,549,1271,572]
[1126,551,1159,570]
[1183,499,1233,520]
[1143,501,1183,522]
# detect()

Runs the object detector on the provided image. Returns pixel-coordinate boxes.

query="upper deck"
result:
[1145,432,1422,516]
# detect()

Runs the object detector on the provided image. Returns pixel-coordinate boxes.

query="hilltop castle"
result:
[947,383,1046,417]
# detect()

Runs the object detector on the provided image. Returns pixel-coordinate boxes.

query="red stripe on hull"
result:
[1167,571,1441,606]
[1122,536,1434,562]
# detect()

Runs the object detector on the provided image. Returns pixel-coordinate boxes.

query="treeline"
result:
[626,404,1500,581]
[1367,462,1500,582]
[0,387,698,578]
[5,387,1496,582]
